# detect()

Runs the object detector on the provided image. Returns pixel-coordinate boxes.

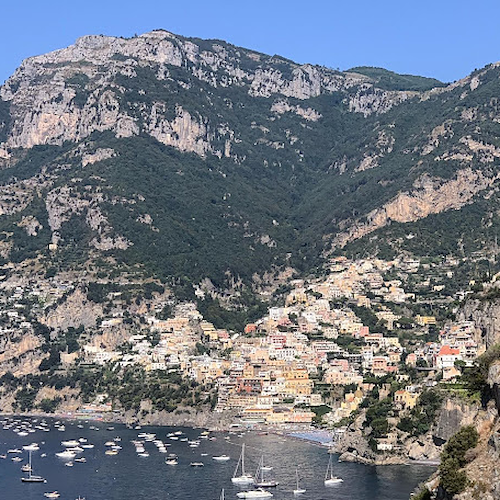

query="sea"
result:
[0,417,434,500]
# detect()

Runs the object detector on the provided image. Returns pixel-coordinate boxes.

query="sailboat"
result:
[254,455,279,487]
[231,443,255,485]
[324,453,343,486]
[21,450,46,483]
[293,468,306,495]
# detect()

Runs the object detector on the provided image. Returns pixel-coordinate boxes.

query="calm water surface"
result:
[0,418,433,500]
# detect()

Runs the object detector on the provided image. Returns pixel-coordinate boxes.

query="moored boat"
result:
[231,444,255,485]
[324,453,343,486]
[236,488,273,499]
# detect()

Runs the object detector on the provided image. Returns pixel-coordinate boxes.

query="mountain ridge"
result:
[0,30,499,291]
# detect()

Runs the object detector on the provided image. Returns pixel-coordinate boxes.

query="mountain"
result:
[0,30,499,290]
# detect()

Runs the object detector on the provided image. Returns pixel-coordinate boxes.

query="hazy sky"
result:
[2,0,499,84]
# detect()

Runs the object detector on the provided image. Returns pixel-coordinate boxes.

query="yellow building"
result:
[394,390,418,410]
[416,315,437,326]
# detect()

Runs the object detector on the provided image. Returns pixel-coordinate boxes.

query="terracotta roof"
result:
[438,345,460,356]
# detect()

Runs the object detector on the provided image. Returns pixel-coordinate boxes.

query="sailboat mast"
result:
[241,443,245,475]
[233,448,242,477]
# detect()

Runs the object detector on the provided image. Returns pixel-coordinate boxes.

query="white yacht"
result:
[293,468,306,495]
[61,440,80,447]
[21,451,46,483]
[236,489,273,499]
[324,453,343,486]
[254,456,278,488]
[44,492,60,498]
[231,444,255,485]
[22,443,40,451]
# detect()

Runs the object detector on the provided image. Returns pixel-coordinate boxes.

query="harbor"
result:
[0,416,434,500]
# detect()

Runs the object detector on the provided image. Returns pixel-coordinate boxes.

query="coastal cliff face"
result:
[335,399,480,466]
[441,363,500,500]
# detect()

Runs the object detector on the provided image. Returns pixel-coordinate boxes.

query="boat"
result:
[21,463,32,472]
[231,444,255,485]
[190,462,204,467]
[61,440,80,447]
[74,457,87,463]
[293,468,306,495]
[213,454,231,461]
[23,443,40,451]
[324,453,343,486]
[254,455,278,488]
[236,488,273,499]
[56,450,76,459]
[219,489,225,500]
[44,492,60,498]
[21,451,46,483]
[165,458,178,465]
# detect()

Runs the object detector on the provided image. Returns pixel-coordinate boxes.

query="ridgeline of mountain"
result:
[0,29,500,289]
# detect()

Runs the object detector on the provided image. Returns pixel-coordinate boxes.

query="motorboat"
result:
[213,454,231,462]
[44,492,60,498]
[61,440,79,447]
[236,489,273,499]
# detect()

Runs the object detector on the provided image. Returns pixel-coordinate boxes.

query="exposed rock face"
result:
[434,399,480,442]
[333,168,497,248]
[458,299,500,348]
[0,30,424,157]
[0,333,42,377]
[43,288,103,331]
[335,398,479,467]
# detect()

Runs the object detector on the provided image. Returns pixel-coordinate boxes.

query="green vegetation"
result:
[363,397,392,437]
[3,363,215,414]
[411,488,432,500]
[459,344,500,403]
[197,295,267,332]
[439,425,478,496]
[396,389,442,436]
[3,41,500,293]
[348,66,445,91]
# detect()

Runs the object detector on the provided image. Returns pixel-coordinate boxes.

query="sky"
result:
[1,0,499,85]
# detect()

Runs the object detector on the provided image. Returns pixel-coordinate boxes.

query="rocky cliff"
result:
[458,298,500,349]
[335,399,480,466]
[0,29,500,288]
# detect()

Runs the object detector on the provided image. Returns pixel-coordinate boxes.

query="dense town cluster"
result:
[0,256,484,430]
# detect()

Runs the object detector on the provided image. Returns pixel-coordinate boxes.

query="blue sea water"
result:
[0,418,434,500]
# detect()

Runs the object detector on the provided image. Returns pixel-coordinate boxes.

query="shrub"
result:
[439,425,479,496]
